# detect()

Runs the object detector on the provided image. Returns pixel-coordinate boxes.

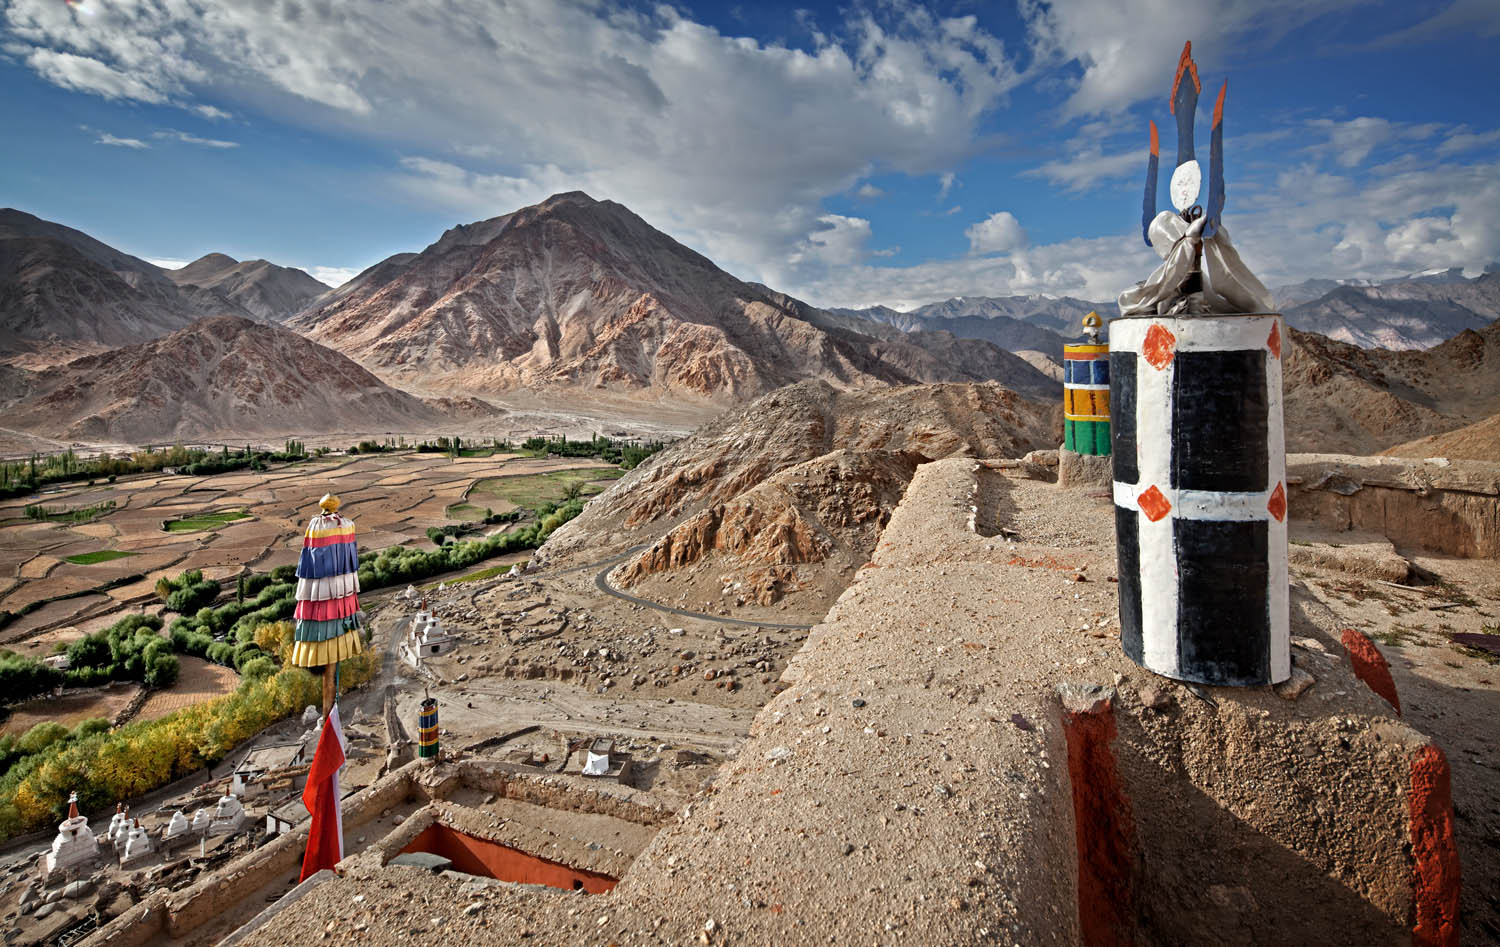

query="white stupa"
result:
[106,803,129,851]
[207,790,246,836]
[44,793,99,880]
[400,603,456,668]
[191,807,212,835]
[121,818,153,865]
[163,810,191,845]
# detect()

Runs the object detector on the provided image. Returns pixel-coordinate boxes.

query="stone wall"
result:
[1288,454,1500,558]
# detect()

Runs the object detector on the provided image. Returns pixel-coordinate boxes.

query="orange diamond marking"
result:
[1143,323,1177,370]
[1137,485,1172,522]
[1267,321,1282,359]
[1267,482,1286,522]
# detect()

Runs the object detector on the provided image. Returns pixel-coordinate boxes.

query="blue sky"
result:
[2,0,1498,308]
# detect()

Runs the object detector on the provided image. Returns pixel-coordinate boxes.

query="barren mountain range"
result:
[833,269,1500,353]
[1284,320,1500,454]
[2,316,441,443]
[1,194,1497,450]
[165,252,328,322]
[0,209,330,368]
[291,192,1058,404]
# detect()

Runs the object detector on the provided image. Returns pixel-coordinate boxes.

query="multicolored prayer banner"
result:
[291,501,364,668]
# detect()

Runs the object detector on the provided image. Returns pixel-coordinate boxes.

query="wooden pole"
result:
[322,664,336,721]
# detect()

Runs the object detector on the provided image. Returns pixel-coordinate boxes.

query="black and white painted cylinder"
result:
[1110,312,1289,686]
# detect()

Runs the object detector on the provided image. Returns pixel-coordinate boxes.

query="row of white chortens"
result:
[40,790,249,883]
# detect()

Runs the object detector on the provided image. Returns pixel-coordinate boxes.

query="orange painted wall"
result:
[400,824,618,894]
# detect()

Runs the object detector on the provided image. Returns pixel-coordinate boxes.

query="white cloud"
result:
[310,266,358,288]
[191,104,232,121]
[789,230,1151,310]
[154,129,239,148]
[966,211,1028,254]
[937,171,957,200]
[145,257,190,270]
[26,48,170,102]
[792,214,874,267]
[1306,117,1440,168]
[1024,148,1138,192]
[95,131,147,149]
[855,182,884,200]
[1020,0,1372,116]
[3,0,1024,293]
[1436,126,1500,156]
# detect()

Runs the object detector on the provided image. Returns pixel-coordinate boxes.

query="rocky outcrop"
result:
[543,379,1056,615]
[615,449,918,604]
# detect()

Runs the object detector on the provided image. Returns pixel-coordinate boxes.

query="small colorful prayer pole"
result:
[417,697,440,760]
[1063,311,1111,456]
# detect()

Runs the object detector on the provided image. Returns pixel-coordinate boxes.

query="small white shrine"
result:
[399,602,457,668]
[121,819,153,865]
[162,810,192,848]
[191,807,212,835]
[207,790,247,836]
[106,803,129,850]
[42,793,100,882]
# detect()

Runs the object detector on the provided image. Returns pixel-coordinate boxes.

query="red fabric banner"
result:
[299,705,347,882]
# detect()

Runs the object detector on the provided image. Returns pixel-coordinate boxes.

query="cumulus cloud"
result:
[792,214,874,267]
[966,211,1028,254]
[95,131,147,149]
[855,182,885,200]
[1020,0,1370,116]
[4,0,1023,290]
[145,257,191,270]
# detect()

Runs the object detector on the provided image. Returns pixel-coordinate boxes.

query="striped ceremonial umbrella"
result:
[293,493,364,716]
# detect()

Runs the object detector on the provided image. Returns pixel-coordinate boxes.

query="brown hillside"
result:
[2,315,442,442]
[294,192,1058,404]
[1283,320,1500,454]
[540,379,1056,617]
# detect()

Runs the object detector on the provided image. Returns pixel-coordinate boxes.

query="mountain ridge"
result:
[293,191,1060,403]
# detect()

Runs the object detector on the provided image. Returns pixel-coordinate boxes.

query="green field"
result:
[162,510,250,532]
[446,467,624,520]
[63,550,138,565]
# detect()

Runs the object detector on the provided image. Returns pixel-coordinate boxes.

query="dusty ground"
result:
[237,464,1500,946]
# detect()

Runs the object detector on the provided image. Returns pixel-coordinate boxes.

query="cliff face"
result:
[294,192,1059,403]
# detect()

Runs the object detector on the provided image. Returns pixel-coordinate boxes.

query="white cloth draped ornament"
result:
[1119,211,1273,317]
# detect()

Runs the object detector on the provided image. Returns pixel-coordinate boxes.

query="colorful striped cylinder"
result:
[291,511,364,668]
[1109,313,1289,686]
[1064,342,1111,455]
[417,698,439,759]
